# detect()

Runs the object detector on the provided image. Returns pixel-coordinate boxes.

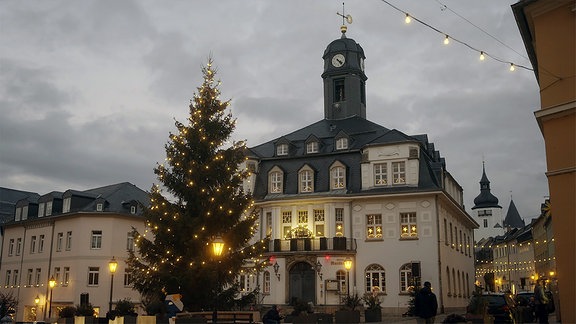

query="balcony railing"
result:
[266,237,356,253]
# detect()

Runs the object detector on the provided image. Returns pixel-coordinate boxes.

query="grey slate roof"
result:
[2,182,149,225]
[503,199,525,229]
[0,188,39,224]
[248,116,446,200]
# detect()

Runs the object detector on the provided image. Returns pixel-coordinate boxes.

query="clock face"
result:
[331,54,345,67]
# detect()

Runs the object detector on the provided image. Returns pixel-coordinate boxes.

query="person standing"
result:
[415,281,438,324]
[534,279,549,323]
[262,305,283,324]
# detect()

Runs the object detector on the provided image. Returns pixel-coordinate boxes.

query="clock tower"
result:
[321,25,367,120]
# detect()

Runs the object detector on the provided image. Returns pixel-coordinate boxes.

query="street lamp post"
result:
[212,236,225,324]
[48,276,56,319]
[108,257,118,314]
[344,257,352,297]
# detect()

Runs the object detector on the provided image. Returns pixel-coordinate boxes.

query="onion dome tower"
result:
[472,162,504,240]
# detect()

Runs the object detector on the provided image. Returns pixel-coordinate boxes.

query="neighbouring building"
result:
[512,0,576,321]
[0,182,149,322]
[240,25,478,314]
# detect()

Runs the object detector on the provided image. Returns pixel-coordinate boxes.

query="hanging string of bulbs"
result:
[380,0,533,72]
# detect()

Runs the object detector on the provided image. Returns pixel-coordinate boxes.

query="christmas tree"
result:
[127,59,269,311]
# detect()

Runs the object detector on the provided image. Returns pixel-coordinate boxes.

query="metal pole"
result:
[109,273,115,313]
[346,270,350,297]
[48,288,53,318]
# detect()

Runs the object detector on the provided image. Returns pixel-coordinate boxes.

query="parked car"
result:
[465,292,518,323]
[515,291,535,323]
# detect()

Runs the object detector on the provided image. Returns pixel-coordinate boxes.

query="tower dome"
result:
[472,163,501,209]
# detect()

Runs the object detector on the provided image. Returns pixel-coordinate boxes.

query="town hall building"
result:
[240,25,478,314]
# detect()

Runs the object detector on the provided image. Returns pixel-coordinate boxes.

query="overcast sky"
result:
[0,1,548,221]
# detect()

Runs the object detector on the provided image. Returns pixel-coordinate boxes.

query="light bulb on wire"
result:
[443,35,450,45]
[509,63,515,71]
[479,51,485,61]
[405,14,411,24]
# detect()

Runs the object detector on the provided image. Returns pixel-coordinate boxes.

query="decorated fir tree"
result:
[127,59,268,311]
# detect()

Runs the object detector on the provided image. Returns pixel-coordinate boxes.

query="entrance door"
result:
[289,262,316,304]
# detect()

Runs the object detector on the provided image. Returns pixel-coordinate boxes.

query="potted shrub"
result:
[362,293,382,322]
[57,306,76,324]
[75,303,95,324]
[335,294,361,323]
[115,298,138,324]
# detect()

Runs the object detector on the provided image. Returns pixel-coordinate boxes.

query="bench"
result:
[177,311,257,324]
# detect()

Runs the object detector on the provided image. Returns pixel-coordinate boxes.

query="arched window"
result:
[365,264,386,293]
[399,263,412,293]
[452,268,456,298]
[457,270,461,297]
[330,165,346,189]
[299,165,314,193]
[268,167,283,194]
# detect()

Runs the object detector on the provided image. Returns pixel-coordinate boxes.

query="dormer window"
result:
[268,167,284,194]
[330,161,347,189]
[299,166,314,193]
[336,137,348,150]
[63,197,71,213]
[306,141,319,154]
[130,206,137,214]
[96,203,103,212]
[276,143,288,156]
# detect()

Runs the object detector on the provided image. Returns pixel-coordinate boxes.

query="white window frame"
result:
[337,270,347,294]
[276,143,288,156]
[336,137,348,150]
[13,270,18,286]
[34,268,41,286]
[66,231,72,250]
[335,208,344,237]
[54,267,61,285]
[46,201,53,216]
[8,239,14,256]
[306,141,318,154]
[124,272,132,287]
[127,232,134,251]
[263,271,271,294]
[392,161,406,184]
[331,166,345,189]
[63,267,70,286]
[26,269,33,286]
[374,163,388,186]
[269,171,283,194]
[5,270,11,287]
[365,264,386,294]
[313,209,325,237]
[57,233,63,252]
[30,236,37,254]
[96,203,103,212]
[130,205,136,214]
[91,230,102,249]
[16,238,22,256]
[299,169,313,193]
[282,211,292,239]
[63,197,71,213]
[400,212,418,238]
[366,214,383,240]
[38,235,45,253]
[22,206,28,220]
[38,203,45,217]
[88,267,99,286]
[400,263,413,293]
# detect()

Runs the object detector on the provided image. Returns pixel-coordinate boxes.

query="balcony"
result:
[266,237,356,253]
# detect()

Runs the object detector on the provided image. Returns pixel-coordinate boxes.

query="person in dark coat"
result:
[262,305,283,324]
[534,280,549,323]
[415,281,438,324]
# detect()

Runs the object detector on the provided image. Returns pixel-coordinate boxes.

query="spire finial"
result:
[337,2,353,37]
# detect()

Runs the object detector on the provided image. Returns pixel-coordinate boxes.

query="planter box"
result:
[334,310,360,323]
[364,308,382,322]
